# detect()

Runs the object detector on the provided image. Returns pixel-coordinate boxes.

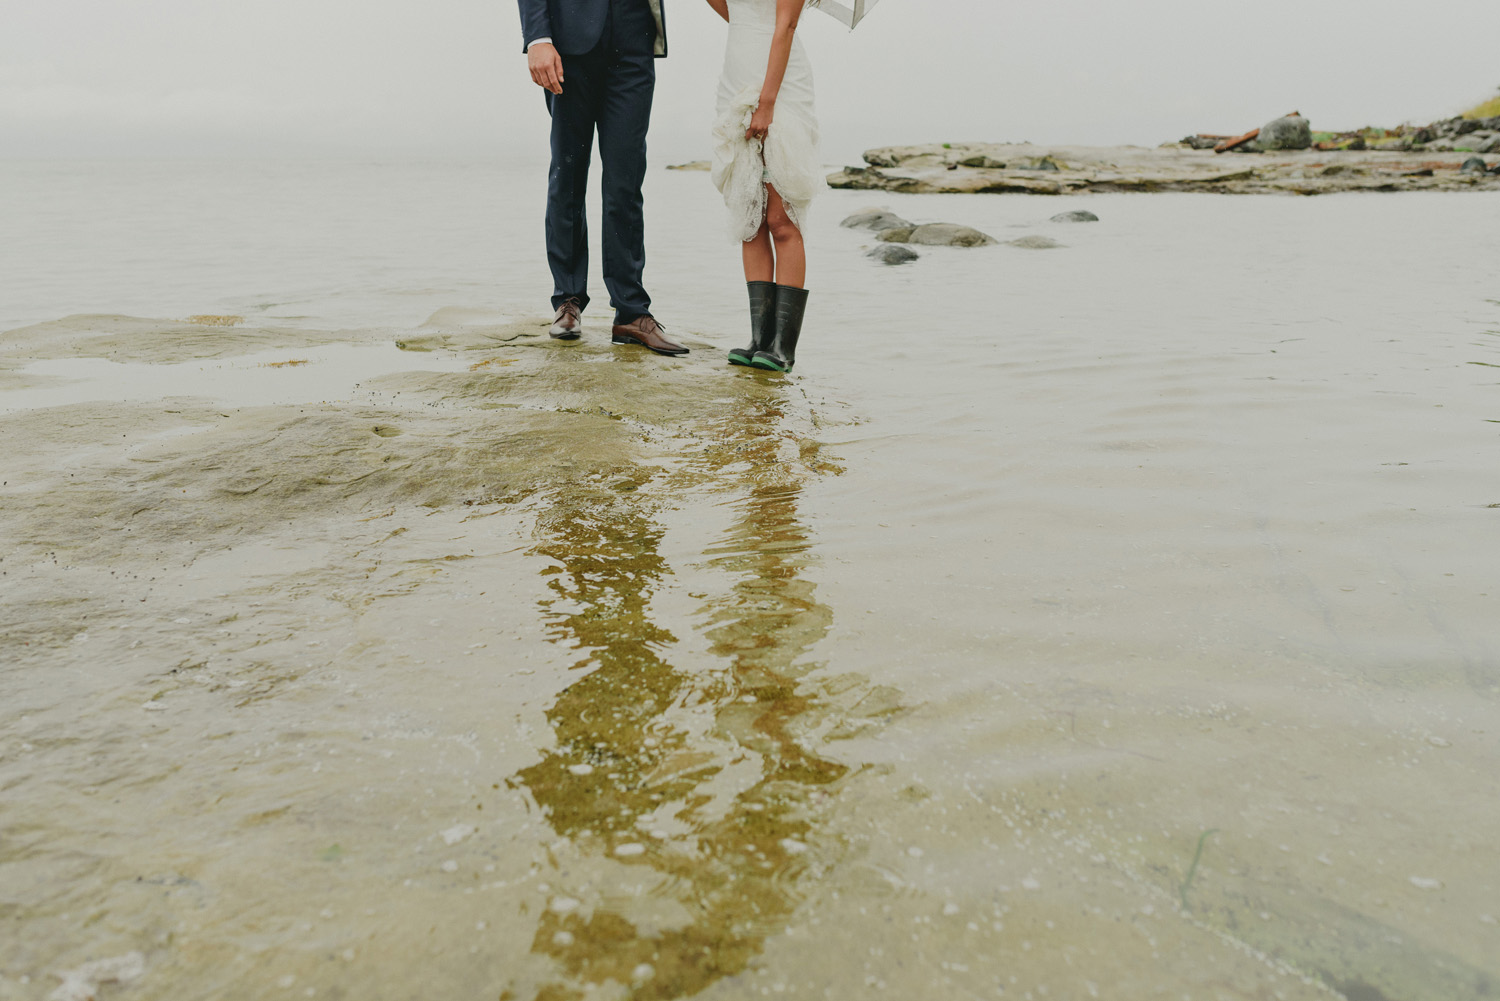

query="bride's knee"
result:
[766,203,801,243]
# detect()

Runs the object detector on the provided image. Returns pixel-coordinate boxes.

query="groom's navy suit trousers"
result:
[519,0,662,323]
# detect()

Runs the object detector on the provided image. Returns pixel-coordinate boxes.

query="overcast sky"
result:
[3,0,1497,163]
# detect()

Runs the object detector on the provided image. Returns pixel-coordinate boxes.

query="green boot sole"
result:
[749,355,789,372]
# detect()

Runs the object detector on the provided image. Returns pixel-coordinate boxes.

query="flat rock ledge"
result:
[827,143,1500,195]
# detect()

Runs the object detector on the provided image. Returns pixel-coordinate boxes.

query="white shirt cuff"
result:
[529,37,553,49]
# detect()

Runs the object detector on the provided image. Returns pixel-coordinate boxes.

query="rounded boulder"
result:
[841,208,914,232]
[906,223,998,248]
[1259,115,1312,150]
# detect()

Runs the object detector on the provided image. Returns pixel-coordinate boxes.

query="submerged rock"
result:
[876,227,915,243]
[1459,156,1490,174]
[1049,210,1099,223]
[905,223,998,247]
[867,244,919,265]
[1007,235,1064,250]
[1259,115,1312,150]
[840,207,913,232]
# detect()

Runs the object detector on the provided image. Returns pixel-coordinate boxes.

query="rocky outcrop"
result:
[1050,210,1099,223]
[826,143,1500,195]
[1411,116,1500,152]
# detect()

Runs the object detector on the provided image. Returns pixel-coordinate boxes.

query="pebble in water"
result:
[1409,876,1443,890]
[49,953,146,1001]
[614,842,646,857]
[441,824,476,845]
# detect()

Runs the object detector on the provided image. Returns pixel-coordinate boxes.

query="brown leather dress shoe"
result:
[611,315,688,356]
[550,299,583,340]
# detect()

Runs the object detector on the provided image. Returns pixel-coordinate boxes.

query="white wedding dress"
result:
[711,0,821,243]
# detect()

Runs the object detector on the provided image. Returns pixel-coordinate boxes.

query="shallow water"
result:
[2,159,1499,1001]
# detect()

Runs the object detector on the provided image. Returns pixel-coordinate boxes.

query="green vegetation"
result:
[1178,828,1219,911]
[1309,126,1409,150]
[1464,94,1500,120]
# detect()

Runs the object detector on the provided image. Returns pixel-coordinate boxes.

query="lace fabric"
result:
[711,89,820,242]
[710,0,822,243]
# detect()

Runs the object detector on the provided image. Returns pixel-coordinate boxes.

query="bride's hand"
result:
[745,100,774,143]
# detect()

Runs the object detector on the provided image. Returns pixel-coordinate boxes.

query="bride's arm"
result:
[704,0,729,21]
[746,0,803,141]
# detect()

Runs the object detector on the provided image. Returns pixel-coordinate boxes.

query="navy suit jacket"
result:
[519,0,668,58]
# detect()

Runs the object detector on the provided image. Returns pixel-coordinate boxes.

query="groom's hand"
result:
[528,42,564,95]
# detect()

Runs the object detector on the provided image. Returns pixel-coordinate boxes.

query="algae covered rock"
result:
[905,223,997,247]
[1049,210,1099,223]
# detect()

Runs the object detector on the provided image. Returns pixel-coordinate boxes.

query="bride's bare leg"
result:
[742,219,774,283]
[765,186,805,288]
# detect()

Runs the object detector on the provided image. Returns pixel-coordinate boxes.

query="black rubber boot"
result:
[751,285,808,373]
[729,281,777,366]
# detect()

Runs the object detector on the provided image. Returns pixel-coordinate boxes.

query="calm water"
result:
[2,159,1499,1000]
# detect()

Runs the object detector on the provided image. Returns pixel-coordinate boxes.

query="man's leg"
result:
[545,52,603,313]
[596,34,656,325]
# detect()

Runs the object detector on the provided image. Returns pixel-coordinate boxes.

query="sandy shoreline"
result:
[1,310,885,1000]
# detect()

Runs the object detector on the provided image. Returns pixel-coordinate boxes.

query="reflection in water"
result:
[512,391,891,1001]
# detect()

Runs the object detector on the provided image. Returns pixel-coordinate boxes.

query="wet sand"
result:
[2,162,1499,1001]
